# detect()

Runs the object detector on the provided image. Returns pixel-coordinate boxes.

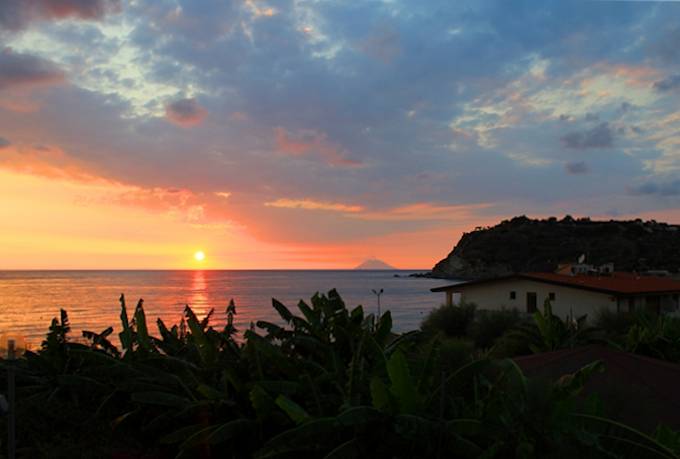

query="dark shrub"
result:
[594,308,636,338]
[470,308,522,349]
[490,330,533,358]
[437,336,475,372]
[420,302,476,337]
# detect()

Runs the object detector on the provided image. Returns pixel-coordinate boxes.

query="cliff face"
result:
[431,216,680,279]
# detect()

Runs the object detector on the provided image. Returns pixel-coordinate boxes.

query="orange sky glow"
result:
[0,168,478,269]
[3,1,680,269]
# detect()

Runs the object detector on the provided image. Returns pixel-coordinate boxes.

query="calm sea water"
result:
[0,270,450,348]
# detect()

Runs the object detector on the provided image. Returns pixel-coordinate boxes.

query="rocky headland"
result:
[427,216,680,279]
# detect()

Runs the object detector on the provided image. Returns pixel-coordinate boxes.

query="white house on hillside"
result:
[431,272,680,319]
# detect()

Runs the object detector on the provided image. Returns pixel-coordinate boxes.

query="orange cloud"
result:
[274,127,362,167]
[245,0,276,18]
[0,141,234,226]
[0,143,100,182]
[352,202,493,222]
[265,198,365,213]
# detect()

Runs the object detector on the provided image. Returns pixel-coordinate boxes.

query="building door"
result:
[527,292,537,313]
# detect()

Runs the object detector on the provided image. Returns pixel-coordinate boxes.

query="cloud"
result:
[357,26,401,64]
[5,0,680,260]
[352,202,493,222]
[560,122,614,149]
[165,98,208,127]
[0,49,65,90]
[0,143,101,182]
[565,161,589,175]
[0,0,121,31]
[619,102,634,113]
[264,198,364,213]
[274,128,362,167]
[654,74,680,92]
[629,179,680,197]
[111,187,210,223]
[0,137,10,149]
[0,141,233,225]
[650,26,680,64]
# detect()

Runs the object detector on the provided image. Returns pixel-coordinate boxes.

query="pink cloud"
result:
[0,0,121,31]
[578,62,662,90]
[0,49,65,90]
[274,127,362,167]
[165,98,208,127]
[0,90,44,112]
[357,26,401,64]
[38,0,121,19]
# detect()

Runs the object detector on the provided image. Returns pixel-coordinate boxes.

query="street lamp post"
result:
[371,288,384,318]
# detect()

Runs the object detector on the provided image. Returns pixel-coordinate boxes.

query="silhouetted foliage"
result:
[0,291,678,458]
[420,302,476,337]
[594,308,637,338]
[469,308,523,349]
[503,299,597,353]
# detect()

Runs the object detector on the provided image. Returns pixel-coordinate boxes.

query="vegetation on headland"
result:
[430,216,680,279]
[1,292,679,458]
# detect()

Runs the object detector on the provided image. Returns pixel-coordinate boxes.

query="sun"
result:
[194,251,206,262]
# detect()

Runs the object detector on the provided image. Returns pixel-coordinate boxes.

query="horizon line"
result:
[0,267,431,272]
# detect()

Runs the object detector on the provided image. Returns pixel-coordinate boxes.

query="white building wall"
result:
[456,279,617,320]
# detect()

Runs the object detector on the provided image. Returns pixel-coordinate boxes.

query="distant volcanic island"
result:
[354,258,396,270]
[426,215,680,279]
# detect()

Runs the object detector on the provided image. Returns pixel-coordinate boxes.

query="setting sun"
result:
[194,251,205,262]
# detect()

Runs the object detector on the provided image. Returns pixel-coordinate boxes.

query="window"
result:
[509,291,516,300]
[549,292,556,301]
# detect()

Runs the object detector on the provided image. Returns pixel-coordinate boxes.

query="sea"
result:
[0,270,452,350]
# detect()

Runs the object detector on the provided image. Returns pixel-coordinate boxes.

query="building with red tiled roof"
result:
[431,272,680,318]
[515,345,680,431]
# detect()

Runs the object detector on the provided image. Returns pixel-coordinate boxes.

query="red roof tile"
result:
[432,272,680,295]
[524,272,680,295]
[515,345,680,431]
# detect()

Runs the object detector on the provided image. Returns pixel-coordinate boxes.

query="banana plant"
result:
[506,299,594,353]
[4,290,680,459]
[624,314,680,362]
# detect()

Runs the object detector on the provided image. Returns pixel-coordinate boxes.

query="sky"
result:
[1,0,680,269]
